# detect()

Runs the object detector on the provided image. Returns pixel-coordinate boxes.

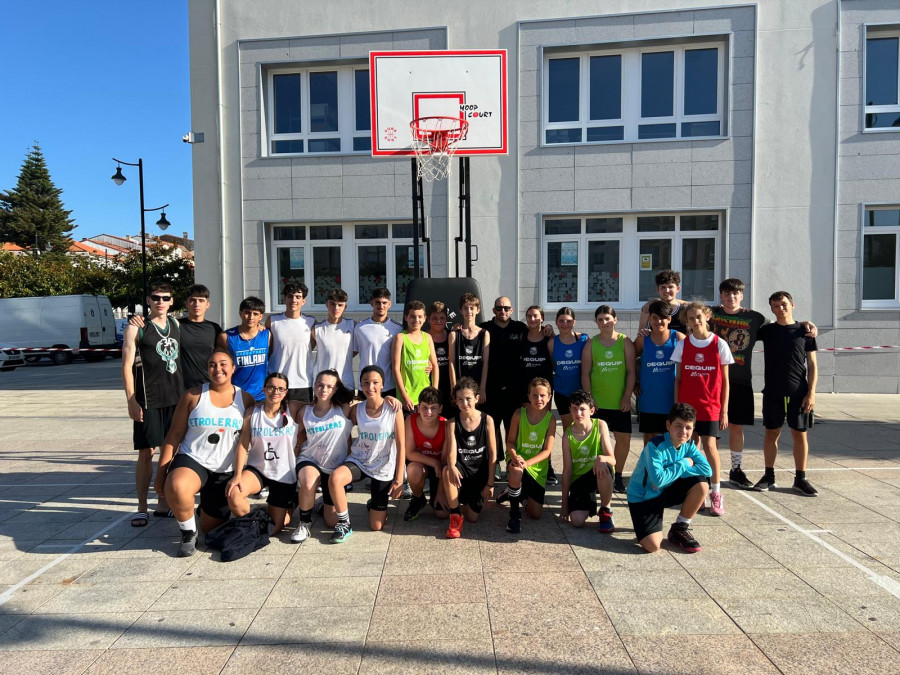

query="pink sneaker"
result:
[709,490,725,516]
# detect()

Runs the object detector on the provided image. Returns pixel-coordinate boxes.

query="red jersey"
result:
[410,412,446,458]
[679,334,724,422]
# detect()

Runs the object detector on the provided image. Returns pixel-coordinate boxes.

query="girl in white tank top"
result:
[179,383,247,473]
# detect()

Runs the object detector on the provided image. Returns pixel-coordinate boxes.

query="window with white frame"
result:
[862,207,900,307]
[270,222,423,311]
[542,213,721,309]
[865,28,900,130]
[543,41,726,144]
[267,65,371,155]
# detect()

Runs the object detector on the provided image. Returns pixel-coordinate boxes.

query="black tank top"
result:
[455,330,485,384]
[454,413,489,476]
[520,336,553,395]
[135,317,183,409]
[432,333,451,408]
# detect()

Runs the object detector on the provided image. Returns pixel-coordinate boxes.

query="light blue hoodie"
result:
[627,432,711,504]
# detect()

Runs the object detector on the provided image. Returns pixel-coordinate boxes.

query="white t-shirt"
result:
[314,318,355,387]
[671,333,735,366]
[269,313,315,388]
[352,317,403,391]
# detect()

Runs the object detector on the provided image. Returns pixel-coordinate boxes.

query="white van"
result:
[0,295,118,364]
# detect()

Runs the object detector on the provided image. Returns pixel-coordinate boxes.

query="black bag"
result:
[204,510,274,562]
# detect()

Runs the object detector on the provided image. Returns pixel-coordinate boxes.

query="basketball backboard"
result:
[370,49,508,157]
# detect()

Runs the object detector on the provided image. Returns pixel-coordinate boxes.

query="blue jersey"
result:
[226,327,269,401]
[552,333,588,396]
[638,331,679,414]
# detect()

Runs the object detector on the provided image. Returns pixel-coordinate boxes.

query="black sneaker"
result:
[793,477,819,497]
[404,495,428,521]
[506,514,522,534]
[667,522,701,553]
[753,474,777,492]
[178,529,198,557]
[546,466,559,487]
[613,475,626,494]
[729,467,753,489]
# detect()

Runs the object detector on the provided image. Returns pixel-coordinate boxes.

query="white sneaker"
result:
[290,522,310,543]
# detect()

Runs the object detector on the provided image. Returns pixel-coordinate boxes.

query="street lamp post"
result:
[111,158,171,315]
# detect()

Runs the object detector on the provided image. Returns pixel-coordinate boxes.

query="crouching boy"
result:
[626,403,711,553]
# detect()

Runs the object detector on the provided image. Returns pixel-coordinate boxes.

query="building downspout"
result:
[832,0,842,332]
[215,0,228,325]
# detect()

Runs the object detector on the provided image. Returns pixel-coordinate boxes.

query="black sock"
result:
[764,467,776,479]
[795,470,806,480]
[450,506,461,515]
[299,508,312,524]
[337,510,350,524]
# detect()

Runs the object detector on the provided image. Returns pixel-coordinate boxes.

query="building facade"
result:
[188,0,900,393]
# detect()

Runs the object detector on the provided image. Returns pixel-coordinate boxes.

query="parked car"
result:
[0,343,25,372]
[0,295,117,365]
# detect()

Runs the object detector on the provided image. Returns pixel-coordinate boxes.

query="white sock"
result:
[676,515,691,525]
[177,516,196,532]
[710,483,720,493]
[731,451,742,470]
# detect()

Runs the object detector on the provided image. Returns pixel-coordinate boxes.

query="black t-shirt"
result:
[756,322,817,396]
[709,306,767,386]
[519,335,553,396]
[179,319,223,391]
[455,330,486,384]
[479,319,527,392]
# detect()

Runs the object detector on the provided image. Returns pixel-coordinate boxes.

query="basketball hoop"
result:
[410,116,469,182]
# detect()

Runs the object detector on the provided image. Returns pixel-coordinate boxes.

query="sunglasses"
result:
[494,305,512,312]
[150,294,172,302]
[265,386,288,394]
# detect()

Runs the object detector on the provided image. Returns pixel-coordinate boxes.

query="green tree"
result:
[0,143,76,252]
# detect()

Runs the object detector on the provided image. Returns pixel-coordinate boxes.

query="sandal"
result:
[153,509,174,518]
[131,512,149,527]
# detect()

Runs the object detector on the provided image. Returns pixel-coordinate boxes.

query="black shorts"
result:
[628,476,707,541]
[244,466,297,510]
[762,393,810,432]
[521,470,546,505]
[693,420,721,439]
[638,412,669,435]
[594,408,632,434]
[457,467,488,513]
[568,469,600,514]
[169,453,232,521]
[728,382,755,426]
[133,404,176,449]
[344,462,393,511]
[296,460,336,506]
[288,387,313,403]
[554,391,572,416]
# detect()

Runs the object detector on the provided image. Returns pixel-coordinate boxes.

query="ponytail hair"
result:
[263,372,291,427]
[314,369,355,406]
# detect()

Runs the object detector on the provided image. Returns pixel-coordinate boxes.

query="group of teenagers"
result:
[122,269,819,557]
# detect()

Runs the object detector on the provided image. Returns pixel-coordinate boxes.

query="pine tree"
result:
[0,143,76,252]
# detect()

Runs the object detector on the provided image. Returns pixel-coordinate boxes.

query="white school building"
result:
[187,0,900,393]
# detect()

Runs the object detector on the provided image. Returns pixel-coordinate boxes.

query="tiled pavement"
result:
[0,361,899,673]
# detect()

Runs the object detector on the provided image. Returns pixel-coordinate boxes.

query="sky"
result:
[0,2,193,242]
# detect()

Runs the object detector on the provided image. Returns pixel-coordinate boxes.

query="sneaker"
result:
[401,481,414,499]
[177,529,198,557]
[613,475,626,494]
[729,467,754,489]
[793,477,819,497]
[709,490,725,516]
[330,522,352,544]
[446,513,464,538]
[404,495,427,522]
[546,466,559,487]
[667,522,702,553]
[753,474,777,492]
[506,514,522,534]
[597,507,615,533]
[495,486,510,505]
[290,522,310,543]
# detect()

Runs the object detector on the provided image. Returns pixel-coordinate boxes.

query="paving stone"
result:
[604,597,742,636]
[151,578,277,611]
[369,602,489,641]
[85,646,234,674]
[719,597,865,634]
[265,576,379,608]
[242,605,371,645]
[751,631,900,674]
[478,540,581,573]
[281,549,386,578]
[588,569,708,601]
[360,639,496,674]
[494,636,636,674]
[693,567,820,600]
[221,643,363,674]
[489,597,616,639]
[112,609,257,648]
[179,554,291,581]
[0,612,141,650]
[621,635,779,674]
[0,553,104,585]
[383,543,482,575]
[0,649,103,674]
[376,573,486,605]
[77,556,197,584]
[35,581,170,614]
[0,582,64,614]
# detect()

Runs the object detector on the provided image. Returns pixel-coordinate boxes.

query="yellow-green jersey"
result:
[514,408,552,486]
[400,332,432,404]
[567,419,603,482]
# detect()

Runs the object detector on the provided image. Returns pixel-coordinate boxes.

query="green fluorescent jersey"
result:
[515,407,552,486]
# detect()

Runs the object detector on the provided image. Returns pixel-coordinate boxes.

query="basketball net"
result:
[410,116,469,182]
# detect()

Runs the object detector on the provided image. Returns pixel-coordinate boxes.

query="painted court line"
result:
[736,491,900,600]
[0,511,133,608]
